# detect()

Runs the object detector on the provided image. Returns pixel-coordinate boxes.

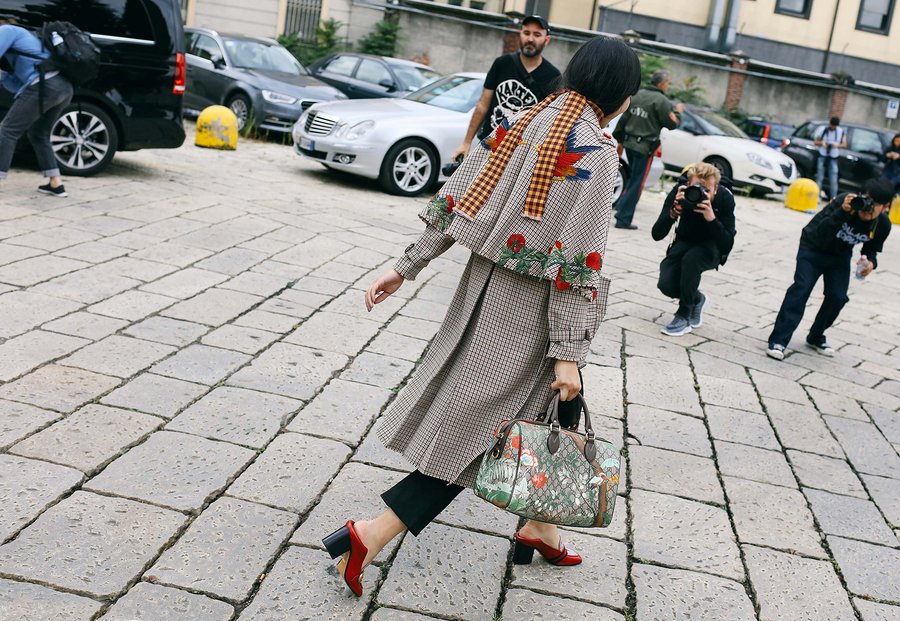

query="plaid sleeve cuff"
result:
[393,225,454,281]
[547,339,586,361]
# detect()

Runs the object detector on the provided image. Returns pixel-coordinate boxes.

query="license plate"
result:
[299,137,315,151]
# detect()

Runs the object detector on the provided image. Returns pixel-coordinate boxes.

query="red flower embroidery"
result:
[510,435,520,450]
[592,290,598,301]
[506,234,526,253]
[554,240,563,250]
[530,473,548,489]
[554,268,570,291]
[446,195,455,213]
[585,252,602,270]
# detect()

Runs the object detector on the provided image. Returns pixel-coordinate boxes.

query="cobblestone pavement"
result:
[1,128,899,621]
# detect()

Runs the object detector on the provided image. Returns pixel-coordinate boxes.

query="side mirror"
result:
[378,78,398,91]
[213,58,226,70]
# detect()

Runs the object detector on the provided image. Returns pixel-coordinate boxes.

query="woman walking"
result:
[323,36,641,597]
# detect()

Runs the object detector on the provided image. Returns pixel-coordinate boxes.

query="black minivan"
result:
[0,0,186,175]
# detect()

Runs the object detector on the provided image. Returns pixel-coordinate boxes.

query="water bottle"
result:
[855,254,867,280]
[51,31,63,47]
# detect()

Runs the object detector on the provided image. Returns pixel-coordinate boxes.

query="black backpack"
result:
[36,21,101,86]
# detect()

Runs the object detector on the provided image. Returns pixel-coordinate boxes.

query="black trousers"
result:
[382,380,585,536]
[657,240,721,316]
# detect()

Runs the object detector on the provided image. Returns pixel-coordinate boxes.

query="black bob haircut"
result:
[562,36,641,117]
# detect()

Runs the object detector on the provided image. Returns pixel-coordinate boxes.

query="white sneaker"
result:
[766,343,786,361]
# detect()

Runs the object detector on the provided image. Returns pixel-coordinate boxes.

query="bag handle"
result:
[543,392,597,462]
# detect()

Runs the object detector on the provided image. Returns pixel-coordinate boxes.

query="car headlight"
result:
[347,120,375,140]
[262,90,298,105]
[746,152,773,169]
[333,123,348,138]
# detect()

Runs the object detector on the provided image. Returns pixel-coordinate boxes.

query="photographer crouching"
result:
[766,178,893,360]
[653,163,736,336]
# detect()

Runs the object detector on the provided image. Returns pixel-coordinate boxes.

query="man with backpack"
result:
[0,18,74,197]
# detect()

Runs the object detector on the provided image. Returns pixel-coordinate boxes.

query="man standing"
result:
[0,19,73,196]
[814,116,847,200]
[451,15,561,161]
[766,177,893,360]
[612,70,684,230]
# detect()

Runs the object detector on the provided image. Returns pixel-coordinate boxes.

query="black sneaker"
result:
[38,183,67,198]
[806,338,835,357]
[614,222,638,230]
[766,343,786,361]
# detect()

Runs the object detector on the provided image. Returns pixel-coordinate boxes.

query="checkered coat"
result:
[378,92,618,487]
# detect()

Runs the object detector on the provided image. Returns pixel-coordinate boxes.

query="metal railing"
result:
[284,0,324,41]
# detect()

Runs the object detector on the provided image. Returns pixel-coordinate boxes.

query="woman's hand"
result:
[365,269,404,312]
[552,359,581,402]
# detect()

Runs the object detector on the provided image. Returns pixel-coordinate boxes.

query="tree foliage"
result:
[278,18,346,66]
[358,17,402,57]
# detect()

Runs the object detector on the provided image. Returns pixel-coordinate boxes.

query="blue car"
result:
[741,118,796,150]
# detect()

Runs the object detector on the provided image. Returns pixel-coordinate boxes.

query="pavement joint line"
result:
[619,327,639,621]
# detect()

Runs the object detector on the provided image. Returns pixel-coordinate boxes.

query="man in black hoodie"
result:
[767,177,893,360]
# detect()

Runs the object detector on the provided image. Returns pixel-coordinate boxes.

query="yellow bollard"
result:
[890,195,900,225]
[195,105,238,150]
[784,178,819,213]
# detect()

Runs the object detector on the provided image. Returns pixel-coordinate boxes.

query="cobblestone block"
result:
[366,331,429,362]
[123,316,210,346]
[86,431,255,511]
[148,497,296,602]
[221,271,288,297]
[100,583,234,621]
[34,267,141,304]
[695,341,809,381]
[286,379,391,446]
[162,288,262,327]
[152,344,250,385]
[0,243,43,266]
[325,288,405,319]
[379,523,507,620]
[200,324,280,354]
[0,399,58,450]
[311,260,371,284]
[0,491,186,598]
[340,352,414,389]
[104,257,179,282]
[504,588,624,620]
[227,344,347,400]
[714,440,797,488]
[763,397,844,458]
[582,364,624,420]
[289,462,404,563]
[141,267,228,299]
[749,369,811,405]
[233,309,299,333]
[806,386,868,420]
[629,445,724,504]
[865,405,900,444]
[290,275,348,296]
[633,563,755,621]
[0,365,120,413]
[723,476,825,557]
[434,487,519,537]
[385,316,442,340]
[624,332,690,365]
[787,450,867,498]
[88,290,177,321]
[697,375,762,412]
[0,578,101,620]
[101,373,208,418]
[802,372,900,410]
[351,421,413,472]
[56,240,130,263]
[228,432,350,513]
[61,335,175,378]
[237,545,372,620]
[167,387,301,448]
[0,290,82,339]
[0,330,89,381]
[195,247,267,275]
[42,311,128,340]
[284,311,382,356]
[627,405,712,457]
[829,536,900,601]
[0,255,90,286]
[855,599,900,621]
[825,416,900,479]
[706,405,780,449]
[369,609,446,621]
[742,544,856,621]
[804,488,896,545]
[861,474,900,526]
[0,454,83,542]
[11,226,96,252]
[631,490,743,580]
[10,404,161,474]
[626,357,702,417]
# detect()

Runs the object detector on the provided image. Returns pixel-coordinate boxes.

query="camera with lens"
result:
[681,183,709,208]
[850,194,875,213]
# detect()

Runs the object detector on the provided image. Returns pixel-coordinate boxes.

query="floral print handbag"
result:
[474,393,620,527]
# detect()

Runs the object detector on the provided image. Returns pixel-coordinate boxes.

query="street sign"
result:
[887,99,899,120]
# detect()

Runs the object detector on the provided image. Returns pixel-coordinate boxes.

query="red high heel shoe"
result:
[322,520,369,596]
[513,531,582,566]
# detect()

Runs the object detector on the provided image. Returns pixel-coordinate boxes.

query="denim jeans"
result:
[657,240,722,316]
[815,155,839,200]
[614,147,652,226]
[0,74,73,179]
[768,245,850,347]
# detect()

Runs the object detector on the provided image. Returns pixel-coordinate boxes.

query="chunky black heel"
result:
[512,540,535,564]
[322,525,351,559]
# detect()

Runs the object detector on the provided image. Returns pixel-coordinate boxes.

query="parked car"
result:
[292,73,662,197]
[183,27,346,133]
[307,53,441,100]
[0,0,186,176]
[659,105,797,195]
[782,120,894,193]
[740,117,796,151]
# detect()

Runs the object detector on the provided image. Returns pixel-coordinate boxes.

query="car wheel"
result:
[227,93,252,133]
[705,156,732,182]
[612,162,628,203]
[50,102,118,176]
[379,138,438,196]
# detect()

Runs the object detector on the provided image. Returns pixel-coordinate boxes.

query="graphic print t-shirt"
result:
[479,53,561,139]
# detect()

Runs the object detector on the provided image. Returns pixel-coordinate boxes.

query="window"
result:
[356,59,392,85]
[775,0,812,18]
[324,55,359,77]
[0,0,155,39]
[794,122,820,139]
[850,128,884,154]
[193,34,223,64]
[857,0,895,33]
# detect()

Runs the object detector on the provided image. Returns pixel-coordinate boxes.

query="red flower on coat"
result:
[510,435,521,450]
[592,290,598,301]
[554,267,570,291]
[530,473,548,489]
[446,195,455,213]
[506,234,526,253]
[585,252,602,270]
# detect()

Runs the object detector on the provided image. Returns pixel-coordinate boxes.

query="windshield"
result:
[223,39,308,75]
[405,75,484,112]
[391,64,441,90]
[692,109,748,138]
[768,124,795,141]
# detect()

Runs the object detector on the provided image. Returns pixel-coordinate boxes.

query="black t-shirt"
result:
[800,193,891,268]
[479,53,561,139]
[652,183,737,260]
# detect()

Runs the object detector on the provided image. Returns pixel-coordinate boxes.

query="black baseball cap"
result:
[522,15,550,32]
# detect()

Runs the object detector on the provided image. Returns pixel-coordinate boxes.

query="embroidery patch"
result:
[498,236,602,289]
[425,195,456,232]
[551,127,602,181]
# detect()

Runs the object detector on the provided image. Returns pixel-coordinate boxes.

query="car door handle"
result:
[843,155,859,161]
